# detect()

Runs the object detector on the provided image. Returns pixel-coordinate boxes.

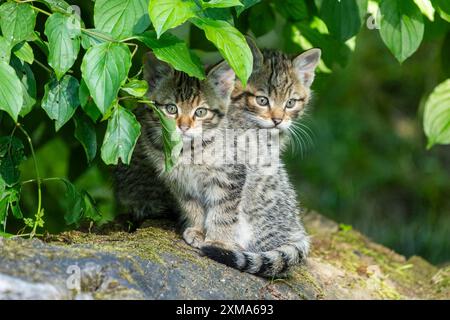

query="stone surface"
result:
[0,211,448,300]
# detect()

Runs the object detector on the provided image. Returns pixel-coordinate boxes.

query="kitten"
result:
[199,42,321,277]
[115,52,237,244]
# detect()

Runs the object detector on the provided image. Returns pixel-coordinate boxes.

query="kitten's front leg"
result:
[203,195,241,250]
[179,198,206,248]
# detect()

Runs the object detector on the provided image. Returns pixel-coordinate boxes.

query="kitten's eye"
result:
[256,96,269,107]
[286,99,297,109]
[165,104,178,115]
[194,107,208,118]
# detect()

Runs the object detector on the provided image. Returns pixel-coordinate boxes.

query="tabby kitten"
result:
[115,52,237,243]
[199,43,321,277]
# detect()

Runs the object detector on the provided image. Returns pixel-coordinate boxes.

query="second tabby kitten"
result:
[199,43,322,277]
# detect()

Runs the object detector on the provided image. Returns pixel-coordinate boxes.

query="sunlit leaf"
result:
[149,104,182,172]
[44,13,81,79]
[101,104,141,165]
[192,17,252,86]
[0,61,23,121]
[137,31,205,79]
[148,0,199,37]
[12,42,34,64]
[121,79,149,97]
[0,2,36,46]
[423,79,450,148]
[81,42,131,114]
[94,0,150,40]
[379,0,424,63]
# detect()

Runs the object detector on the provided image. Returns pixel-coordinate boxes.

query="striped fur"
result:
[200,47,321,277]
[115,47,320,277]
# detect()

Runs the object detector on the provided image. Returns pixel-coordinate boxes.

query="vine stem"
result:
[30,5,51,16]
[21,177,61,185]
[17,124,42,239]
[33,59,52,74]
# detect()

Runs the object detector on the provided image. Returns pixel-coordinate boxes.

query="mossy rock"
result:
[0,212,448,299]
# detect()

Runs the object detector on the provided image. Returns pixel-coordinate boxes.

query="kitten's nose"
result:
[272,118,282,126]
[179,125,190,132]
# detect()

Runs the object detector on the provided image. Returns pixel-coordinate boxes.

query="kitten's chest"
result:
[166,165,217,199]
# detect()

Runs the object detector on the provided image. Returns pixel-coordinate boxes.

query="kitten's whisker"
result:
[293,124,314,148]
[287,126,305,158]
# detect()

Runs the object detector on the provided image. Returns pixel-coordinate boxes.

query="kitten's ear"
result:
[245,36,263,72]
[207,60,236,99]
[143,51,174,90]
[292,48,321,88]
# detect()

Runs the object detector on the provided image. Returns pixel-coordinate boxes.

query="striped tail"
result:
[201,241,309,277]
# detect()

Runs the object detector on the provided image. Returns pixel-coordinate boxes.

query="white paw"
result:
[183,227,205,249]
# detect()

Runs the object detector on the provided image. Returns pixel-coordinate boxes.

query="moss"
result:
[2,212,446,300]
[47,220,209,268]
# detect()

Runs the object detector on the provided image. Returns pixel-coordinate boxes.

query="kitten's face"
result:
[233,48,321,132]
[143,54,235,142]
[151,74,218,140]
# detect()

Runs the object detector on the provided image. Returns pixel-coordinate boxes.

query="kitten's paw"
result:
[183,227,205,248]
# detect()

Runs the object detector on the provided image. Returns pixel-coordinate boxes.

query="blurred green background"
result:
[1,0,449,265]
[285,27,450,265]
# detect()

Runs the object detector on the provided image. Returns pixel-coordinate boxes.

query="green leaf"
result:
[10,57,37,117]
[236,0,260,16]
[45,13,81,80]
[202,0,243,9]
[432,0,450,22]
[148,0,199,37]
[81,29,111,50]
[0,136,26,187]
[30,31,49,57]
[38,0,72,13]
[94,0,150,40]
[121,79,149,97]
[83,191,102,222]
[81,42,132,114]
[413,0,435,21]
[0,36,11,63]
[101,104,141,165]
[319,0,367,41]
[192,17,252,86]
[12,42,34,64]
[274,0,309,21]
[423,79,450,148]
[249,2,276,37]
[8,186,22,219]
[137,31,205,79]
[61,178,85,225]
[42,75,80,131]
[292,22,352,68]
[0,61,23,121]
[0,192,8,227]
[204,7,234,23]
[149,104,182,172]
[79,79,102,122]
[74,113,97,163]
[379,0,424,63]
[0,2,36,46]
[0,175,5,195]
